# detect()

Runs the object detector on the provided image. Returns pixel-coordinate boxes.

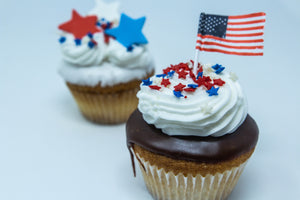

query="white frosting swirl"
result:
[60,33,106,66]
[137,63,247,137]
[58,60,154,87]
[106,39,154,69]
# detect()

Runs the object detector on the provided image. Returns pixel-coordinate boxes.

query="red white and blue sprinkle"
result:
[143,62,227,99]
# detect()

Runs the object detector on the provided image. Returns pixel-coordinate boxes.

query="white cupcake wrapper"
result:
[135,152,247,200]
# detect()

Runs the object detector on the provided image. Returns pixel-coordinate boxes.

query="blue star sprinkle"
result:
[206,86,219,96]
[105,13,148,49]
[187,84,198,89]
[197,72,203,79]
[167,71,175,78]
[156,74,167,78]
[212,64,222,70]
[142,78,152,86]
[88,41,95,48]
[59,36,66,44]
[87,32,93,39]
[215,66,225,74]
[127,46,134,52]
[212,64,225,74]
[74,39,81,46]
[173,90,184,98]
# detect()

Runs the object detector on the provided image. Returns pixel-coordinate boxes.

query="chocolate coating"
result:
[127,109,258,166]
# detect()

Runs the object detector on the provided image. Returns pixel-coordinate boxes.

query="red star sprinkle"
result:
[163,67,172,74]
[177,70,188,79]
[161,78,171,87]
[149,85,161,90]
[58,9,101,39]
[204,82,214,90]
[213,78,226,86]
[183,88,196,92]
[203,76,212,82]
[174,83,186,91]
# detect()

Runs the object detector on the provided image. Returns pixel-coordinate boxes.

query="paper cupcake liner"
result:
[135,152,247,200]
[67,85,139,124]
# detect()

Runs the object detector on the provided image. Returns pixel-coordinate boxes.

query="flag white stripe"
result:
[196,44,264,53]
[227,15,266,23]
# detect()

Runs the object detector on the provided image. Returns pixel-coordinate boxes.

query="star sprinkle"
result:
[197,71,203,79]
[59,36,66,43]
[229,72,238,81]
[184,88,196,92]
[161,79,171,87]
[58,9,101,39]
[156,74,167,78]
[174,83,186,91]
[88,40,97,48]
[74,39,81,46]
[142,78,152,86]
[213,78,225,86]
[149,85,161,90]
[105,13,148,49]
[187,84,198,89]
[212,64,225,74]
[177,70,188,79]
[89,0,120,23]
[206,86,219,96]
[167,71,175,78]
[173,90,184,98]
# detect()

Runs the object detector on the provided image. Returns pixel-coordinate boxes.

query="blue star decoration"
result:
[173,90,184,98]
[156,74,167,78]
[59,36,66,44]
[212,64,225,74]
[105,13,148,50]
[197,71,203,79]
[187,84,198,89]
[167,71,175,78]
[142,78,152,86]
[206,86,219,96]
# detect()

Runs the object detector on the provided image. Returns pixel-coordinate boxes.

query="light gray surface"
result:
[0,0,299,199]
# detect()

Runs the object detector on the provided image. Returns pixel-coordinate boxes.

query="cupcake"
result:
[126,61,258,200]
[57,1,154,124]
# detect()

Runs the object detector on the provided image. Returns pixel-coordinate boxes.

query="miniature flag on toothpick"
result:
[193,12,266,71]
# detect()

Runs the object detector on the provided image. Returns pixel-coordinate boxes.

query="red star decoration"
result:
[213,78,226,86]
[149,85,161,90]
[177,70,188,79]
[161,78,171,87]
[58,9,101,39]
[174,83,186,91]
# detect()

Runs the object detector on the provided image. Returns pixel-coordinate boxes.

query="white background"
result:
[0,0,300,199]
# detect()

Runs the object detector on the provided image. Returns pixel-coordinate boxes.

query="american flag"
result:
[196,12,266,56]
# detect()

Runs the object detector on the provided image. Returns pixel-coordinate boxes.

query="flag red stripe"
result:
[226,26,264,31]
[196,41,263,50]
[227,19,265,25]
[226,32,264,37]
[228,12,266,20]
[197,34,264,43]
[196,46,263,56]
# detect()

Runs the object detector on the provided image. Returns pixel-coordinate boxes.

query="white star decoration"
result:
[200,103,213,114]
[89,0,120,23]
[229,72,238,81]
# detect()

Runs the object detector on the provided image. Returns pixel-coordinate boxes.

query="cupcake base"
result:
[66,72,153,124]
[132,145,254,200]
